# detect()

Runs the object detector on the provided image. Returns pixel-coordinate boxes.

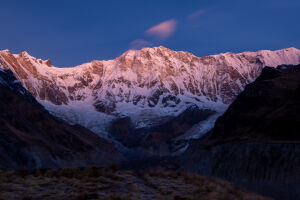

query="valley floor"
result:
[0,168,270,200]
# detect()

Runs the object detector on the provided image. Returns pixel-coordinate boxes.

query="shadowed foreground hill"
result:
[180,65,300,200]
[0,168,271,200]
[0,69,123,169]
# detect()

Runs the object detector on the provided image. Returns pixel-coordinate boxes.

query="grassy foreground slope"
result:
[0,167,271,200]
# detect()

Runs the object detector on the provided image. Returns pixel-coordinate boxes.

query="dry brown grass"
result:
[0,168,272,200]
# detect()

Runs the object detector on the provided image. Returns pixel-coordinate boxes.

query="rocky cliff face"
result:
[0,69,123,170]
[180,65,300,200]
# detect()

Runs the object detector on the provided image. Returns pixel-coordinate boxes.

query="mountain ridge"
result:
[3,46,299,67]
[1,46,300,141]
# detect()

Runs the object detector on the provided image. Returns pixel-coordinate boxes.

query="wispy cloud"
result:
[145,19,177,39]
[129,39,152,50]
[187,9,206,20]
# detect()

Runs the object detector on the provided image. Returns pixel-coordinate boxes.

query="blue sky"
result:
[1,0,300,66]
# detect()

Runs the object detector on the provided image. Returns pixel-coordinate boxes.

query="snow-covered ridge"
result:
[0,46,300,136]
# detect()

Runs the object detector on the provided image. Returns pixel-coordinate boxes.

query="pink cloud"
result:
[129,39,152,49]
[187,9,206,20]
[145,19,177,39]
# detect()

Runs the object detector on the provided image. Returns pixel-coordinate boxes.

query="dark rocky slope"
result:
[180,65,300,200]
[209,65,300,144]
[0,69,123,170]
[111,105,215,157]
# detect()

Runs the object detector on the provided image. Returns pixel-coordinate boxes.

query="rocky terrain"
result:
[0,68,123,170]
[0,167,271,200]
[0,46,299,156]
[179,65,300,200]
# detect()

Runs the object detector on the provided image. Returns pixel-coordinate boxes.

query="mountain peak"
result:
[45,59,52,67]
[284,47,298,51]
[145,45,173,53]
[20,51,31,57]
[0,49,11,55]
[121,46,173,58]
[154,45,169,50]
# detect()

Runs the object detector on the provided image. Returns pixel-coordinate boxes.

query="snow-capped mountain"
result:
[0,46,300,139]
